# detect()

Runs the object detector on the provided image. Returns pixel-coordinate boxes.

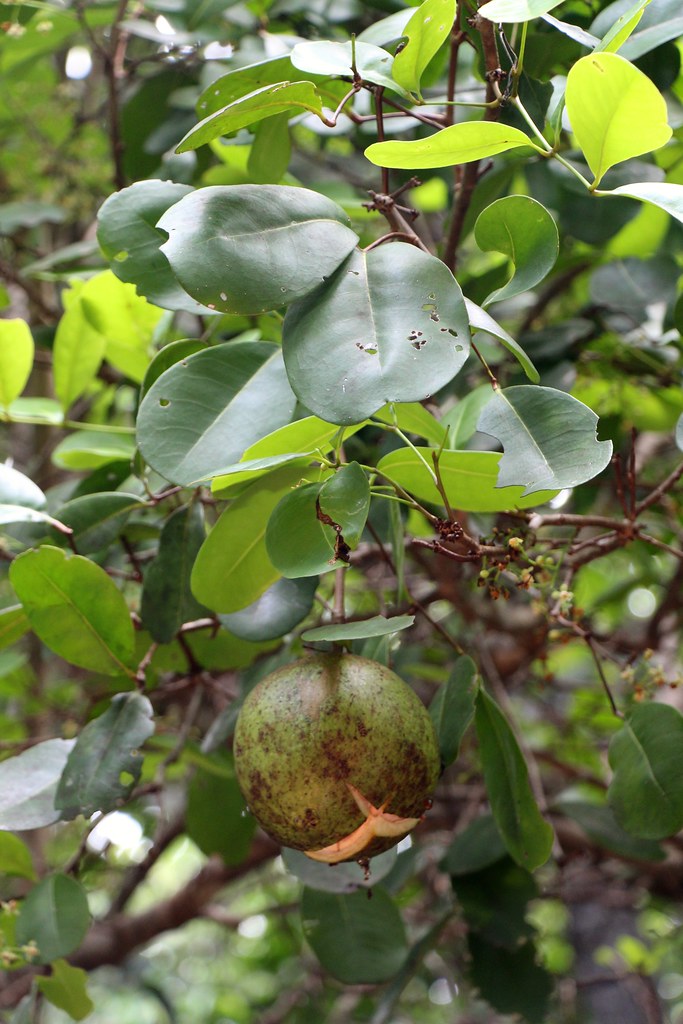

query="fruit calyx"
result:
[304,783,422,864]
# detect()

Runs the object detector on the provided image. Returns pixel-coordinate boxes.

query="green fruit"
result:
[233,652,440,861]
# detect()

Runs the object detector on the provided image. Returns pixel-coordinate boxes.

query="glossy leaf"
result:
[478,0,564,21]
[55,693,154,819]
[564,52,672,185]
[15,875,90,964]
[220,576,318,642]
[283,244,470,425]
[141,339,208,399]
[97,179,217,314]
[0,833,36,880]
[157,185,358,315]
[608,703,683,839]
[186,754,256,865]
[465,299,540,382]
[141,503,208,643]
[302,614,414,642]
[53,492,143,553]
[365,122,537,170]
[0,319,34,408]
[36,960,93,1022]
[291,40,408,97]
[392,0,457,95]
[301,887,407,984]
[177,82,328,153]
[376,448,558,511]
[9,546,136,676]
[477,386,613,495]
[441,815,507,875]
[596,181,683,226]
[191,464,308,613]
[475,689,554,870]
[0,739,74,830]
[51,431,135,471]
[429,656,479,767]
[136,342,296,486]
[474,196,559,306]
[0,463,46,510]
[197,56,295,113]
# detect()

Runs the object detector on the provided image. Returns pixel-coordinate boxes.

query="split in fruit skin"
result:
[304,783,422,864]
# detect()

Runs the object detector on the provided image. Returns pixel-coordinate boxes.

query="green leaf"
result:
[291,40,409,97]
[301,887,407,984]
[619,15,683,60]
[0,833,36,880]
[477,386,613,495]
[452,857,538,947]
[596,181,683,226]
[465,299,540,382]
[141,339,208,399]
[0,319,34,409]
[220,576,318,642]
[557,799,665,861]
[15,875,90,964]
[373,403,447,445]
[429,656,479,767]
[191,464,308,613]
[283,244,470,425]
[53,492,143,553]
[0,739,74,830]
[474,196,559,306]
[52,282,106,410]
[467,934,553,1024]
[318,462,371,547]
[97,179,217,314]
[392,0,457,95]
[136,342,297,486]
[197,56,294,113]
[282,846,396,892]
[608,703,683,839]
[141,504,209,643]
[564,52,672,186]
[365,122,537,170]
[475,689,554,870]
[51,431,135,471]
[36,960,94,1022]
[9,546,136,676]
[186,753,256,865]
[676,412,683,452]
[248,112,291,183]
[157,185,358,315]
[55,693,154,819]
[0,605,30,651]
[0,463,46,510]
[177,81,328,154]
[301,614,415,642]
[442,386,495,447]
[478,0,564,21]
[441,815,507,875]
[376,448,558,511]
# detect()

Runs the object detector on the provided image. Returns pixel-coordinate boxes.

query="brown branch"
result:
[635,459,683,515]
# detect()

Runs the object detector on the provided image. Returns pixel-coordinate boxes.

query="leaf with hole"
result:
[565,52,671,186]
[9,546,136,676]
[157,185,358,315]
[136,342,296,486]
[477,386,613,495]
[365,122,538,170]
[283,243,470,425]
[474,196,559,306]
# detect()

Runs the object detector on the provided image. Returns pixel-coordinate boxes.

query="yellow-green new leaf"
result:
[392,0,457,96]
[565,52,671,186]
[365,122,538,170]
[0,319,34,409]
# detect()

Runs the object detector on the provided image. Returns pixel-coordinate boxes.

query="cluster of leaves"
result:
[0,0,683,1021]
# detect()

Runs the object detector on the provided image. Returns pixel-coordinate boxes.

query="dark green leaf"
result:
[557,799,665,860]
[452,857,537,947]
[301,887,407,983]
[9,546,136,676]
[141,503,209,643]
[474,196,559,306]
[302,615,415,642]
[468,934,553,1024]
[608,703,683,839]
[283,243,470,425]
[429,656,479,766]
[0,739,74,830]
[186,754,256,865]
[157,185,358,315]
[53,492,143,553]
[220,576,318,642]
[136,342,297,486]
[319,462,371,547]
[441,814,507,876]
[265,483,341,578]
[36,960,93,1022]
[140,339,208,399]
[15,875,90,964]
[475,689,554,870]
[55,693,154,819]
[248,112,291,183]
[477,386,613,495]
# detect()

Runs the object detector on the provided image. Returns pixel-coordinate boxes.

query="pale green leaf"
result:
[302,614,414,642]
[595,182,683,226]
[291,39,410,98]
[478,0,564,22]
[0,739,74,830]
[564,52,672,186]
[392,0,457,95]
[0,319,34,409]
[365,122,537,170]
[0,462,46,510]
[477,386,613,495]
